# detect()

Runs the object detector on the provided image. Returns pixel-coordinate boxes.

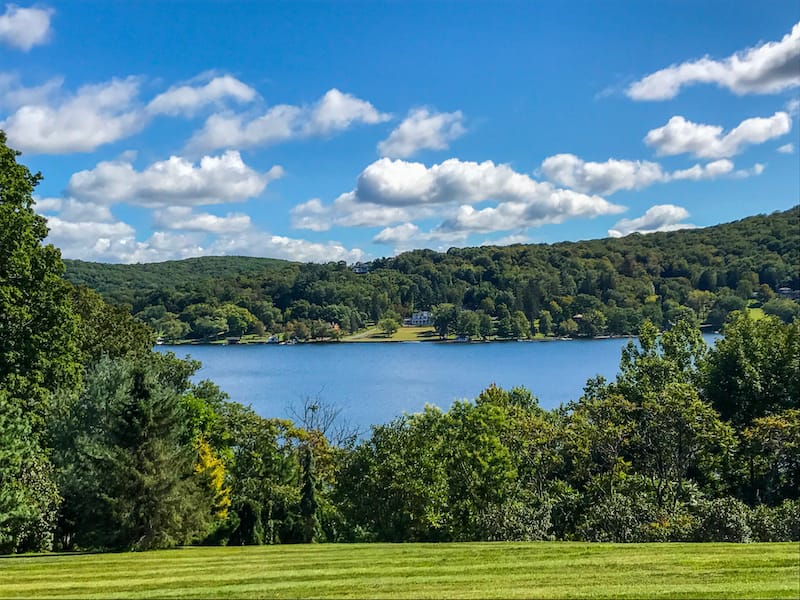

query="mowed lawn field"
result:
[1,542,798,599]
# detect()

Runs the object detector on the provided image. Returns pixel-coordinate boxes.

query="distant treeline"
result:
[64,207,800,342]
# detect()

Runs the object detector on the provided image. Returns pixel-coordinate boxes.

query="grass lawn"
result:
[343,326,439,342]
[1,542,798,599]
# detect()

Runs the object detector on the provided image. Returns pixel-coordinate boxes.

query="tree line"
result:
[1,132,798,552]
[63,207,800,342]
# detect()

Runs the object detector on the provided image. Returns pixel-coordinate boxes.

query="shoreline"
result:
[156,333,646,347]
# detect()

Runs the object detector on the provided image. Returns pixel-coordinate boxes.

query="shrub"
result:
[750,500,800,541]
[694,497,751,542]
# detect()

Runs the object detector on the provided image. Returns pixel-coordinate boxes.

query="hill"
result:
[63,207,799,342]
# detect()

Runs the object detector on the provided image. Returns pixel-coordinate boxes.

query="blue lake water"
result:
[157,335,719,431]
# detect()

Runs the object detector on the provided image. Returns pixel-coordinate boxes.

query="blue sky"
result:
[1,1,798,263]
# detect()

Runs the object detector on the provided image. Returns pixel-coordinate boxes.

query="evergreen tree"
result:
[54,357,214,550]
[300,444,319,543]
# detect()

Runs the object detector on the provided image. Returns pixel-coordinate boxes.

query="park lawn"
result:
[343,326,439,342]
[1,542,798,599]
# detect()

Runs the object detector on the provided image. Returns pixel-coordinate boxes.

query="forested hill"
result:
[63,207,800,341]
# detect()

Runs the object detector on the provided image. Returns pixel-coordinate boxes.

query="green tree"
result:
[53,356,215,550]
[511,311,530,339]
[0,132,82,552]
[703,312,799,428]
[478,311,494,339]
[432,303,458,338]
[377,317,400,337]
[743,409,800,505]
[456,310,480,338]
[299,445,319,542]
[538,310,553,336]
[0,132,81,424]
[0,390,60,553]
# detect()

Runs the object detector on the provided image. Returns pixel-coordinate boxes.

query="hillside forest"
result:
[64,207,800,343]
[1,132,799,553]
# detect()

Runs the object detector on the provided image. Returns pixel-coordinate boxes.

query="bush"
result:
[640,511,698,542]
[749,500,800,542]
[694,497,751,542]
[478,496,554,541]
[577,493,648,542]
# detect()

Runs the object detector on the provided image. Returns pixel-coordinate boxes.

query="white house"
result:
[410,311,433,326]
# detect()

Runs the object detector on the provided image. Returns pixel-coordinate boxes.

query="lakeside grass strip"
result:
[1,542,798,599]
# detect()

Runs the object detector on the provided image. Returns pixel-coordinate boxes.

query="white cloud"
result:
[44,215,156,263]
[778,143,795,153]
[481,233,531,247]
[608,204,696,238]
[377,108,466,158]
[540,154,666,195]
[306,88,390,134]
[291,157,624,235]
[539,153,744,194]
[644,112,792,158]
[670,158,735,180]
[435,185,621,234]
[0,73,62,108]
[147,74,257,117]
[206,231,365,263]
[188,88,390,151]
[627,22,800,100]
[0,4,53,51]
[733,163,766,178]
[46,212,364,264]
[373,222,465,245]
[0,76,143,153]
[152,206,252,234]
[67,151,282,207]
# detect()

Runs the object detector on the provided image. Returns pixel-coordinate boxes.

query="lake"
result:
[157,335,719,431]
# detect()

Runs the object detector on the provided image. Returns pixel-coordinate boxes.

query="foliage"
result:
[63,207,799,344]
[52,357,218,550]
[703,312,799,428]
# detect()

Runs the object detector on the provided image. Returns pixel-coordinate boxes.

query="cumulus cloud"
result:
[0,4,53,50]
[377,108,466,158]
[644,112,792,158]
[35,197,114,222]
[733,163,766,178]
[539,154,747,194]
[627,22,800,100]
[291,157,624,235]
[540,154,666,195]
[778,143,795,153]
[608,204,696,238]
[152,206,252,233]
[45,211,365,264]
[44,215,155,263]
[0,76,143,153]
[147,74,257,116]
[372,222,466,248]
[188,88,390,151]
[481,233,531,247]
[670,158,735,180]
[67,151,282,207]
[207,231,365,264]
[0,73,62,108]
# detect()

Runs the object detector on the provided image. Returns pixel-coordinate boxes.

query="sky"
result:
[1,1,798,264]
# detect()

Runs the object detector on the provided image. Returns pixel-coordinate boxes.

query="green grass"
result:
[1,542,797,599]
[343,326,439,342]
